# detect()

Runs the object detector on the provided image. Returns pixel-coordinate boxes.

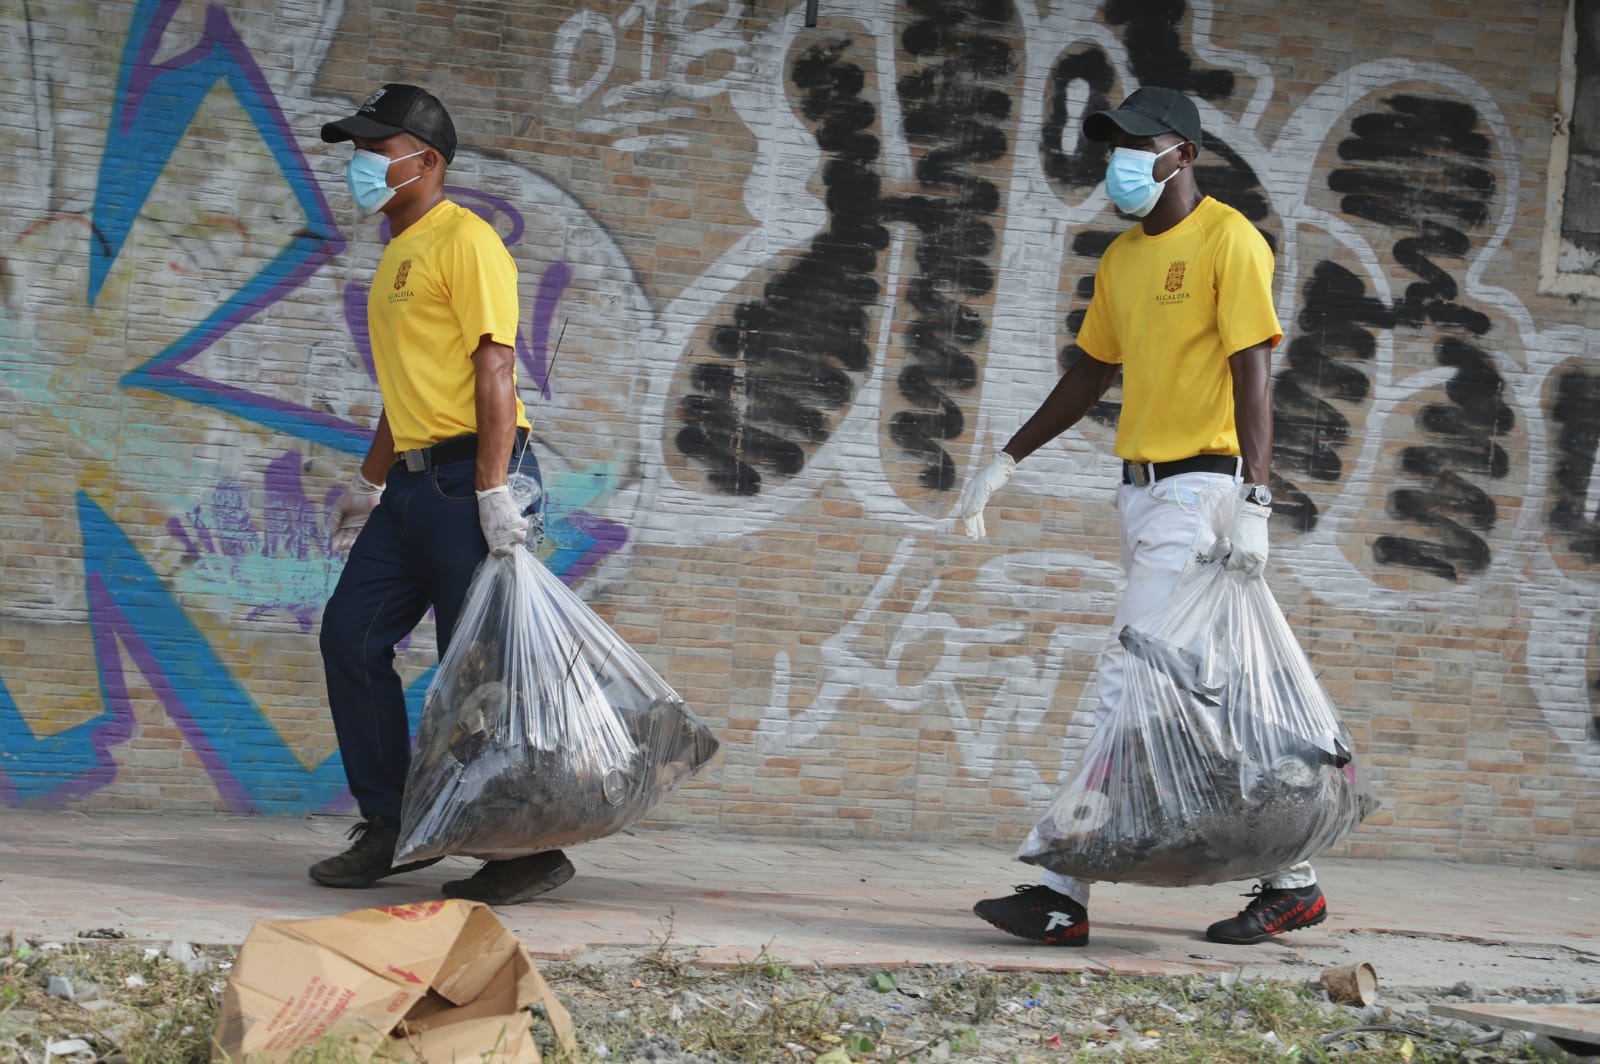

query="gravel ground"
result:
[4,930,1596,1062]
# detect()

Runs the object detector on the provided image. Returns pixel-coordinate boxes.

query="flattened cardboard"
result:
[212,899,574,1063]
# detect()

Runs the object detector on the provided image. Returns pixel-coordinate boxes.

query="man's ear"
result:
[1178,141,1200,168]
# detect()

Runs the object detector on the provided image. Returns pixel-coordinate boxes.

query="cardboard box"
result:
[212,899,575,1062]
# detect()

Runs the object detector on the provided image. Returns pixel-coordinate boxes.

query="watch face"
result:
[1249,485,1272,507]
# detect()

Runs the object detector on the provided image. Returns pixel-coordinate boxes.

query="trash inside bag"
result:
[1017,532,1375,887]
[396,547,719,863]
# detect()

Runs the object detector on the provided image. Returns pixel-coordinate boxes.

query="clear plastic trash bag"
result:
[395,544,720,863]
[1016,526,1376,887]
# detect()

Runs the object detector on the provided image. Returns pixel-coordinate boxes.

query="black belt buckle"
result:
[397,429,528,475]
[1122,455,1239,486]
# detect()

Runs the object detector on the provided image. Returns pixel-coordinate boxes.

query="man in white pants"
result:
[958,86,1325,947]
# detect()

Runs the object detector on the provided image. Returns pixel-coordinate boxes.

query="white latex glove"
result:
[1221,499,1271,577]
[954,452,1017,539]
[330,472,384,552]
[477,485,530,557]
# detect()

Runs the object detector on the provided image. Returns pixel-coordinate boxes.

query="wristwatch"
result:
[1242,484,1273,507]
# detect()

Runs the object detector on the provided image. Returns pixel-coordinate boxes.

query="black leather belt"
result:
[1121,454,1241,486]
[397,429,528,474]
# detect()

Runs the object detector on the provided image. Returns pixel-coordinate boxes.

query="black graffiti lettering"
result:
[887,0,1014,490]
[1373,471,1495,577]
[1550,367,1600,562]
[1040,46,1116,190]
[673,40,885,495]
[1271,262,1394,531]
[1332,94,1506,580]
[1104,0,1235,100]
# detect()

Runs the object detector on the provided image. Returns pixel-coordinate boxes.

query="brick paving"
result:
[0,810,1594,983]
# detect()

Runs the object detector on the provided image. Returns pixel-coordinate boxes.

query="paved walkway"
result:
[1,810,1596,991]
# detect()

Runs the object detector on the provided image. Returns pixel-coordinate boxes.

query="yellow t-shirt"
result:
[1075,196,1282,464]
[366,200,531,453]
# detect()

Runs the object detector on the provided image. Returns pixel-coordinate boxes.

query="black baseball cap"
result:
[1083,86,1203,149]
[321,84,457,163]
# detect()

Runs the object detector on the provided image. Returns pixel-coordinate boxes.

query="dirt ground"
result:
[8,925,1597,1063]
[537,941,1595,1064]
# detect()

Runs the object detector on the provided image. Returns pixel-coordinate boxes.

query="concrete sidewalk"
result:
[1,809,1595,993]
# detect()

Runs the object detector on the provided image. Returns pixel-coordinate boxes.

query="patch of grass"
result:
[1,932,1547,1064]
[637,910,703,987]
[0,932,234,1064]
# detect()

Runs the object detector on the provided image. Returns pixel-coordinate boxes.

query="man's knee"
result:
[319,593,360,664]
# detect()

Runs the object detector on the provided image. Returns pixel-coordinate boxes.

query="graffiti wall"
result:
[1,0,1595,867]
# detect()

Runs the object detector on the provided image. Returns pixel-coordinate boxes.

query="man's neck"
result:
[384,189,447,237]
[1140,183,1204,237]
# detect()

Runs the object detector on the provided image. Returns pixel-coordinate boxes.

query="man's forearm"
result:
[472,340,519,492]
[1003,353,1119,462]
[1229,343,1274,484]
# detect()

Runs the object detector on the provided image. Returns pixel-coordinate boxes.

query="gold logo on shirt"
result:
[1164,260,1187,293]
[394,259,413,290]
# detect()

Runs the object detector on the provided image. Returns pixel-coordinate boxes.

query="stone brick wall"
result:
[2,0,1597,869]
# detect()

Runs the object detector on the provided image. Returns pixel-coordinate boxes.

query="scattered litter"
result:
[163,939,210,975]
[46,976,74,1001]
[44,1039,94,1060]
[1321,962,1378,1006]
[214,899,574,1063]
[867,971,897,992]
[76,927,124,940]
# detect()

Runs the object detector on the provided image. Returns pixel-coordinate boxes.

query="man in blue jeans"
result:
[310,84,574,905]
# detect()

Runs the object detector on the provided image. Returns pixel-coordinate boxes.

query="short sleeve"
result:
[444,219,520,354]
[1213,221,1282,355]
[1075,264,1122,365]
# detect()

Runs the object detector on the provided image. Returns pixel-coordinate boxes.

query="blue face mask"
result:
[346,148,425,215]
[1104,142,1183,217]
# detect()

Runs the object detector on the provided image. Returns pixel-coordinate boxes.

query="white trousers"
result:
[1039,471,1316,906]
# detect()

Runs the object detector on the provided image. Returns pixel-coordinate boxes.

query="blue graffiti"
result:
[100,0,356,452]
[73,492,354,812]
[0,675,127,807]
[0,492,451,812]
[0,2,632,811]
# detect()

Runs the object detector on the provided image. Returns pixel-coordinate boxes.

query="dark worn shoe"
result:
[1206,884,1328,944]
[973,884,1090,946]
[442,850,575,905]
[307,816,442,888]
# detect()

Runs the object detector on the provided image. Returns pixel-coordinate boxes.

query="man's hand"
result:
[330,472,384,552]
[1223,499,1270,577]
[954,453,1017,539]
[477,485,529,556]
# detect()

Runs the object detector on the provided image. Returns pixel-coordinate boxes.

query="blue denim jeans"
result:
[320,449,540,820]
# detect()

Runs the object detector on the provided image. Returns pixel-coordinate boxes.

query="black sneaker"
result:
[442,850,575,905]
[307,816,442,888]
[973,884,1090,946]
[1206,884,1328,944]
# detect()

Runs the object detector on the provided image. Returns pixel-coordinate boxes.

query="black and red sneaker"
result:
[1205,884,1328,945]
[973,884,1090,946]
